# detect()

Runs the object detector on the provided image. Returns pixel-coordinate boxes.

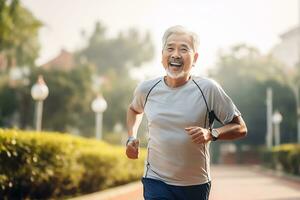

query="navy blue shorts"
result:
[142,178,211,200]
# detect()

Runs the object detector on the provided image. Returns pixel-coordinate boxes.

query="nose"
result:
[171,49,181,58]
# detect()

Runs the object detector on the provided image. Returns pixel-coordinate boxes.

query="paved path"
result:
[70,181,143,200]
[70,165,300,200]
[210,165,300,200]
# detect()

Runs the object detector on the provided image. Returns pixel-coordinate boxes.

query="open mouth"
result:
[169,61,183,68]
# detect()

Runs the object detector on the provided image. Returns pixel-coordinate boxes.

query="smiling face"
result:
[162,33,198,79]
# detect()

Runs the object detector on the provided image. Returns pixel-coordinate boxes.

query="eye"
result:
[167,47,174,52]
[180,48,188,53]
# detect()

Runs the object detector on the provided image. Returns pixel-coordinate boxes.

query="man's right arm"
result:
[126,106,143,159]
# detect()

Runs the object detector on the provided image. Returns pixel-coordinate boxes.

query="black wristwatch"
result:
[211,129,220,141]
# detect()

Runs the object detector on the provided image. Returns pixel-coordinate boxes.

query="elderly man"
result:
[126,25,247,200]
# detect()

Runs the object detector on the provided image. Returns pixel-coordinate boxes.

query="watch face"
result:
[212,129,219,137]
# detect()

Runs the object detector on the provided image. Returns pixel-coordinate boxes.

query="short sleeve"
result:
[208,80,241,124]
[130,83,146,113]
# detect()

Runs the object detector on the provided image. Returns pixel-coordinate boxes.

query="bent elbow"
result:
[240,125,248,138]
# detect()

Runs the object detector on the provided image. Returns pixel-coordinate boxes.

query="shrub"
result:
[262,144,300,176]
[0,129,145,199]
[260,148,275,169]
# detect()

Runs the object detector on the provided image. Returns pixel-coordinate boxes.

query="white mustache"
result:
[169,59,183,65]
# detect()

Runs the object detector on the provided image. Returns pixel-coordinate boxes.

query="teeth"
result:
[170,62,181,66]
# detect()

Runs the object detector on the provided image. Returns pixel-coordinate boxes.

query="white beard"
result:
[165,67,187,79]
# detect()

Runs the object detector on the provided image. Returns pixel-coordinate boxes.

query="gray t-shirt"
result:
[130,76,241,186]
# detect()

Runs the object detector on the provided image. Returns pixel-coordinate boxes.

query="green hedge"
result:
[0,129,146,199]
[262,144,300,175]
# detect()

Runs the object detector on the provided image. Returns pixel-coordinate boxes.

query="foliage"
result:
[77,145,145,193]
[77,21,155,133]
[262,144,300,176]
[0,20,155,138]
[78,21,154,75]
[0,0,42,128]
[0,65,97,136]
[0,72,32,128]
[101,71,138,133]
[31,66,96,135]
[210,44,297,145]
[0,78,18,126]
[0,0,41,67]
[0,129,146,199]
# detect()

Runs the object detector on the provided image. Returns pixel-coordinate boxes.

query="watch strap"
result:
[211,129,219,141]
[126,136,136,146]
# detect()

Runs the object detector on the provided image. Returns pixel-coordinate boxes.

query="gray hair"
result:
[162,25,200,52]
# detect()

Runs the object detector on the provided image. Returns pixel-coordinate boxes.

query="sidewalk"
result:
[70,181,143,200]
[71,165,300,200]
[210,165,300,200]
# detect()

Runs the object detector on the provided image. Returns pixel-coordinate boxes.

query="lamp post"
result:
[297,0,300,143]
[266,88,273,149]
[272,110,283,146]
[91,94,107,140]
[31,75,49,131]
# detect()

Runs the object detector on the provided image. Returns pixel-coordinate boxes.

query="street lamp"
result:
[266,88,273,149]
[91,94,107,140]
[272,110,283,146]
[31,75,49,131]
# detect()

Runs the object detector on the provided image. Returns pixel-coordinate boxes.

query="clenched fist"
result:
[126,139,140,159]
[185,126,212,144]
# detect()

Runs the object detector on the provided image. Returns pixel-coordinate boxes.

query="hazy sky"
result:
[22,0,299,78]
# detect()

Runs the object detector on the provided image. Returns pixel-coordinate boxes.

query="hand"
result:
[126,139,139,159]
[185,126,212,144]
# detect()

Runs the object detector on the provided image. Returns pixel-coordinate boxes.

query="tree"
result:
[210,44,296,146]
[31,66,96,135]
[0,0,41,69]
[0,75,18,126]
[0,0,42,129]
[0,64,97,137]
[77,22,155,133]
[78,22,154,75]
[276,62,300,143]
[0,20,155,139]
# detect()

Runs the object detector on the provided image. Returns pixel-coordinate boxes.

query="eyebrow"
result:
[165,43,192,49]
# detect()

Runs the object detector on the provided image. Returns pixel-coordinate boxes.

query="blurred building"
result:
[41,49,75,71]
[271,26,300,68]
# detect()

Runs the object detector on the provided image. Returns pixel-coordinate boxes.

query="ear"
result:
[193,52,199,66]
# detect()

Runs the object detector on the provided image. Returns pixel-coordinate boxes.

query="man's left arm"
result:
[212,115,247,141]
[186,116,247,144]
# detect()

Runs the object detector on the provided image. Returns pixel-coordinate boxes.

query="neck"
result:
[164,75,191,88]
